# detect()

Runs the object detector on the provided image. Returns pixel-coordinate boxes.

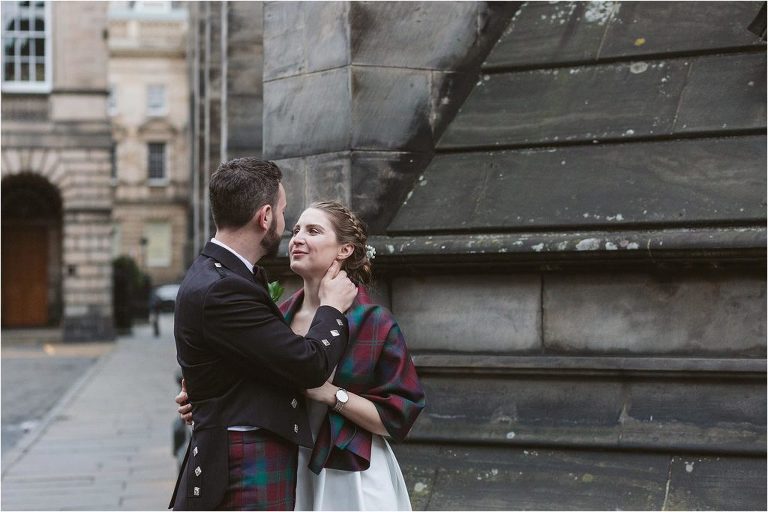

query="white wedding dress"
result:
[294,399,412,511]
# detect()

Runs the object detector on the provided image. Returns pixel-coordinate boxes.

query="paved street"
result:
[1,314,182,510]
[2,342,112,463]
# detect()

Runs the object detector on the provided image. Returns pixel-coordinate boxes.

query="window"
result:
[110,143,118,183]
[108,84,117,115]
[146,84,166,116]
[1,1,51,93]
[147,142,166,182]
[144,221,172,267]
[131,1,172,13]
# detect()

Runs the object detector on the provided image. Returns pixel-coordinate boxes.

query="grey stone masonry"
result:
[262,1,518,232]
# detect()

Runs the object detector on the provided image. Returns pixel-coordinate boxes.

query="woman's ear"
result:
[336,243,354,261]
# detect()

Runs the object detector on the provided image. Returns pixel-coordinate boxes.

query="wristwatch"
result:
[333,388,349,412]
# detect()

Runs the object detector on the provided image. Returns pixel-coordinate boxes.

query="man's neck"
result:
[213,229,265,267]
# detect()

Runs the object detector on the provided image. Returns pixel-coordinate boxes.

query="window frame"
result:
[147,141,168,185]
[1,1,52,94]
[146,83,167,117]
[143,220,173,268]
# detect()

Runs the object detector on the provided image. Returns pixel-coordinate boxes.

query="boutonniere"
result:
[268,280,284,303]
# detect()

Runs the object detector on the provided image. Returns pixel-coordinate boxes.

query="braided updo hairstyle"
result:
[310,201,373,287]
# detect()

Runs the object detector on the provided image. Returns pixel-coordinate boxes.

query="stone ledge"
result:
[412,354,767,377]
[367,226,766,265]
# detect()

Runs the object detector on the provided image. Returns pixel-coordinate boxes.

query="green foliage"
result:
[268,280,284,303]
[112,256,152,329]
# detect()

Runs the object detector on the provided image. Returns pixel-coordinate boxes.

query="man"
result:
[169,158,357,510]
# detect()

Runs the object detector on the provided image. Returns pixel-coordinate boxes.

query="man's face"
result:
[260,183,286,258]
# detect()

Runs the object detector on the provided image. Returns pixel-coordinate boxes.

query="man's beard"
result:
[260,216,281,258]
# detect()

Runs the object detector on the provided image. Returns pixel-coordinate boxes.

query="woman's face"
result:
[288,208,352,279]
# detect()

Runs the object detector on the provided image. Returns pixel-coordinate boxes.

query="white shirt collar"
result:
[210,238,254,273]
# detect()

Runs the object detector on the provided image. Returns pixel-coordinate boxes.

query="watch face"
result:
[336,389,349,403]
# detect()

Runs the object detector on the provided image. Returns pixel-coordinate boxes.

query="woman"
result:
[177,201,425,511]
[284,201,424,511]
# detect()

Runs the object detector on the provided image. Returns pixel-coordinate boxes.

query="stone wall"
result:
[262,2,766,509]
[2,2,113,341]
[262,1,518,231]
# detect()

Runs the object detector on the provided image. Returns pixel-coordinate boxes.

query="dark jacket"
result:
[169,242,349,510]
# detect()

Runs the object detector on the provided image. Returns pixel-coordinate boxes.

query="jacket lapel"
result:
[201,242,253,282]
[200,242,287,323]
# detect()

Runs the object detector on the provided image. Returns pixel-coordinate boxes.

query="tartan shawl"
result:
[279,286,425,474]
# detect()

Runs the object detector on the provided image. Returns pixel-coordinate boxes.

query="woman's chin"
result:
[289,262,314,279]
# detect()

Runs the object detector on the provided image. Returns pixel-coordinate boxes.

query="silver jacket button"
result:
[291,398,298,408]
[294,424,299,433]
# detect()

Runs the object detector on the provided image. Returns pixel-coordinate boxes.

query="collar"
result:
[210,237,254,273]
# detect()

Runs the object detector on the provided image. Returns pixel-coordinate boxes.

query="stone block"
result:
[263,1,349,81]
[430,71,475,141]
[305,151,351,206]
[415,374,623,442]
[626,380,766,430]
[485,2,611,69]
[600,1,764,59]
[349,1,479,70]
[227,94,263,153]
[665,455,767,511]
[350,151,432,233]
[351,66,433,152]
[394,443,670,511]
[675,53,767,133]
[440,58,689,149]
[391,274,541,351]
[543,273,766,356]
[389,136,767,233]
[263,68,350,158]
[484,2,764,69]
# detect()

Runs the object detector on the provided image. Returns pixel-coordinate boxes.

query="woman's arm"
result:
[303,381,389,437]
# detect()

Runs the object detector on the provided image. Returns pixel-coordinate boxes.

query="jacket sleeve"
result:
[202,275,349,389]
[359,310,426,442]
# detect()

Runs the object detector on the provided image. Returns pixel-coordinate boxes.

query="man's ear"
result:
[337,243,354,261]
[256,204,272,230]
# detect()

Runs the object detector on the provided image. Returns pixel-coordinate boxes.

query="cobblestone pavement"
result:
[1,314,182,510]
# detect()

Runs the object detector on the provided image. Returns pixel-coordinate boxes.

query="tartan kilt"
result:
[217,430,298,511]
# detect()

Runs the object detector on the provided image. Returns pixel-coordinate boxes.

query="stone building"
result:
[186,1,263,255]
[107,0,190,285]
[1,0,114,341]
[190,1,766,509]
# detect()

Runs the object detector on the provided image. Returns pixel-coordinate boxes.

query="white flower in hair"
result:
[365,244,376,260]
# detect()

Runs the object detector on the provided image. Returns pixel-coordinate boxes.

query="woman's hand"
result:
[175,378,193,425]
[302,380,337,407]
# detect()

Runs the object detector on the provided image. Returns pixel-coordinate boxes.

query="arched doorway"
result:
[1,173,63,327]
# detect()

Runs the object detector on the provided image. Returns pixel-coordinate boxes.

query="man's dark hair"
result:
[209,158,282,229]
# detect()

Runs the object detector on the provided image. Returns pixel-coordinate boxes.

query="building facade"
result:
[258,2,767,509]
[183,1,766,509]
[1,0,114,341]
[107,0,190,285]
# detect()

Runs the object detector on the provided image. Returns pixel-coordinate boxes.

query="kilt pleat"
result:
[217,430,298,511]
